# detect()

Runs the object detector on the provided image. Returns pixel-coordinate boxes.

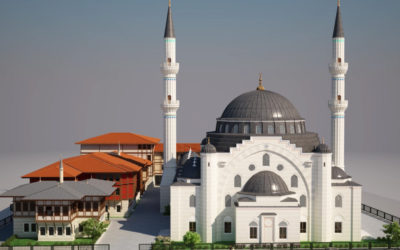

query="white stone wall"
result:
[235,207,300,243]
[106,200,130,218]
[170,184,198,241]
[13,217,37,238]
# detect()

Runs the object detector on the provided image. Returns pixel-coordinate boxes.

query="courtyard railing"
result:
[362,203,400,224]
[139,241,400,250]
[0,245,109,250]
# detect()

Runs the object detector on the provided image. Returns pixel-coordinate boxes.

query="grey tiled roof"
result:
[179,152,199,166]
[176,156,201,179]
[240,171,295,196]
[331,166,351,180]
[164,6,175,38]
[332,181,362,187]
[237,197,255,202]
[281,197,298,202]
[333,6,344,38]
[171,182,198,186]
[220,90,302,121]
[0,179,116,200]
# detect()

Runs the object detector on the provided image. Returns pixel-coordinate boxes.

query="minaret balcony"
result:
[161,62,180,75]
[329,100,348,113]
[161,100,180,113]
[329,62,348,75]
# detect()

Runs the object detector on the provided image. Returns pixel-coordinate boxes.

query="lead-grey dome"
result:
[221,90,302,121]
[241,171,294,196]
[331,166,351,180]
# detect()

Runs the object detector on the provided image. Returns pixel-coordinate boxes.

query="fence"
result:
[362,203,400,224]
[0,215,12,229]
[0,245,109,250]
[139,242,399,250]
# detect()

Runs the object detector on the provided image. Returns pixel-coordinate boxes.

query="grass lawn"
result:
[1,235,97,246]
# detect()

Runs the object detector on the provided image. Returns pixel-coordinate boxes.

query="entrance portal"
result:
[262,217,274,243]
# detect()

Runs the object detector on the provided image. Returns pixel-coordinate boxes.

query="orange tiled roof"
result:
[154,143,201,153]
[75,132,160,145]
[22,153,142,179]
[118,152,152,166]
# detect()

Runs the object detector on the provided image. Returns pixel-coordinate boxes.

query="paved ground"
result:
[98,182,169,250]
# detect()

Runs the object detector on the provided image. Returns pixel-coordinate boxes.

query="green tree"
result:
[383,222,400,243]
[80,218,108,240]
[183,231,201,248]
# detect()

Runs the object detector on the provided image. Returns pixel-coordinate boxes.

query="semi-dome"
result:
[331,166,351,180]
[221,89,302,121]
[241,171,294,196]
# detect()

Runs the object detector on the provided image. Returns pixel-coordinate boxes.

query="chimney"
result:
[118,141,121,156]
[59,156,64,184]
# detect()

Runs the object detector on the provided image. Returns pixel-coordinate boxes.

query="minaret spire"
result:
[257,73,264,91]
[160,0,180,213]
[329,1,348,170]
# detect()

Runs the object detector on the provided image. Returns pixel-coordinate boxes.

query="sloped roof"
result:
[0,179,115,200]
[154,143,201,153]
[118,152,152,166]
[75,132,160,145]
[22,153,142,179]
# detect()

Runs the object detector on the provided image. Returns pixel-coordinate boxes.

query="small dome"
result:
[313,143,331,153]
[220,90,302,121]
[201,143,217,153]
[179,151,199,166]
[332,166,351,179]
[241,171,294,196]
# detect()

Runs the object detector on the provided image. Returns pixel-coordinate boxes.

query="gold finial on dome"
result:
[257,73,264,91]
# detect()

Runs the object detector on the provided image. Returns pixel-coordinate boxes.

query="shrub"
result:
[183,231,201,248]
[80,218,108,239]
[383,222,400,243]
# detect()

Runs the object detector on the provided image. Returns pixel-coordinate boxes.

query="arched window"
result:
[255,123,262,134]
[289,124,295,134]
[219,124,223,133]
[167,57,172,63]
[189,195,196,207]
[225,195,231,207]
[300,195,306,207]
[279,124,286,134]
[263,154,270,166]
[233,124,239,133]
[267,125,274,134]
[279,221,288,239]
[338,57,342,63]
[167,95,171,103]
[234,175,241,188]
[243,124,249,134]
[225,124,229,133]
[296,123,302,134]
[291,175,298,188]
[335,195,342,208]
[337,95,342,101]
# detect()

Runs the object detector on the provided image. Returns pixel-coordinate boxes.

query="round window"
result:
[249,164,255,171]
[277,164,284,171]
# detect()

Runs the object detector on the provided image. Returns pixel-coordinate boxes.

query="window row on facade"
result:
[216,121,306,135]
[38,225,72,236]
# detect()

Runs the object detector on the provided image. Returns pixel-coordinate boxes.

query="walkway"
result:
[98,183,169,250]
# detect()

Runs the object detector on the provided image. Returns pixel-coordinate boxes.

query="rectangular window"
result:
[189,222,196,232]
[79,224,83,232]
[224,222,232,233]
[297,123,302,133]
[54,206,60,216]
[300,222,306,233]
[93,202,99,211]
[24,223,29,232]
[279,124,286,134]
[335,222,342,233]
[46,206,52,216]
[49,227,54,236]
[255,124,262,134]
[23,202,29,211]
[40,227,46,236]
[66,227,71,236]
[279,227,287,239]
[57,227,63,236]
[267,125,274,134]
[243,124,250,134]
[29,201,35,212]
[289,124,295,134]
[105,205,109,212]
[38,206,44,216]
[147,155,152,161]
[78,202,84,212]
[117,205,121,213]
[31,223,37,233]
[85,202,91,211]
[250,227,257,239]
[15,202,21,212]
[116,188,120,196]
[63,206,69,216]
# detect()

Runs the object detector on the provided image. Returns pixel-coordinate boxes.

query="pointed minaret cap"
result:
[164,0,175,38]
[333,0,344,38]
[257,73,265,91]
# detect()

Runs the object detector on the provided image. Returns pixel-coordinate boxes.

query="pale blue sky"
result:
[0,0,399,154]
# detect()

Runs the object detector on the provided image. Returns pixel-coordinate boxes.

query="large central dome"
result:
[221,90,302,121]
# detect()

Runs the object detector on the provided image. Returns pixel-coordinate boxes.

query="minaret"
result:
[160,0,180,213]
[329,0,348,170]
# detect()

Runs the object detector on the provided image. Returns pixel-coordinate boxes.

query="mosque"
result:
[159,0,362,243]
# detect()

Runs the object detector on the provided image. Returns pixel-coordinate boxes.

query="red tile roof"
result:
[154,143,201,153]
[75,132,160,145]
[22,153,142,179]
[118,152,152,166]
